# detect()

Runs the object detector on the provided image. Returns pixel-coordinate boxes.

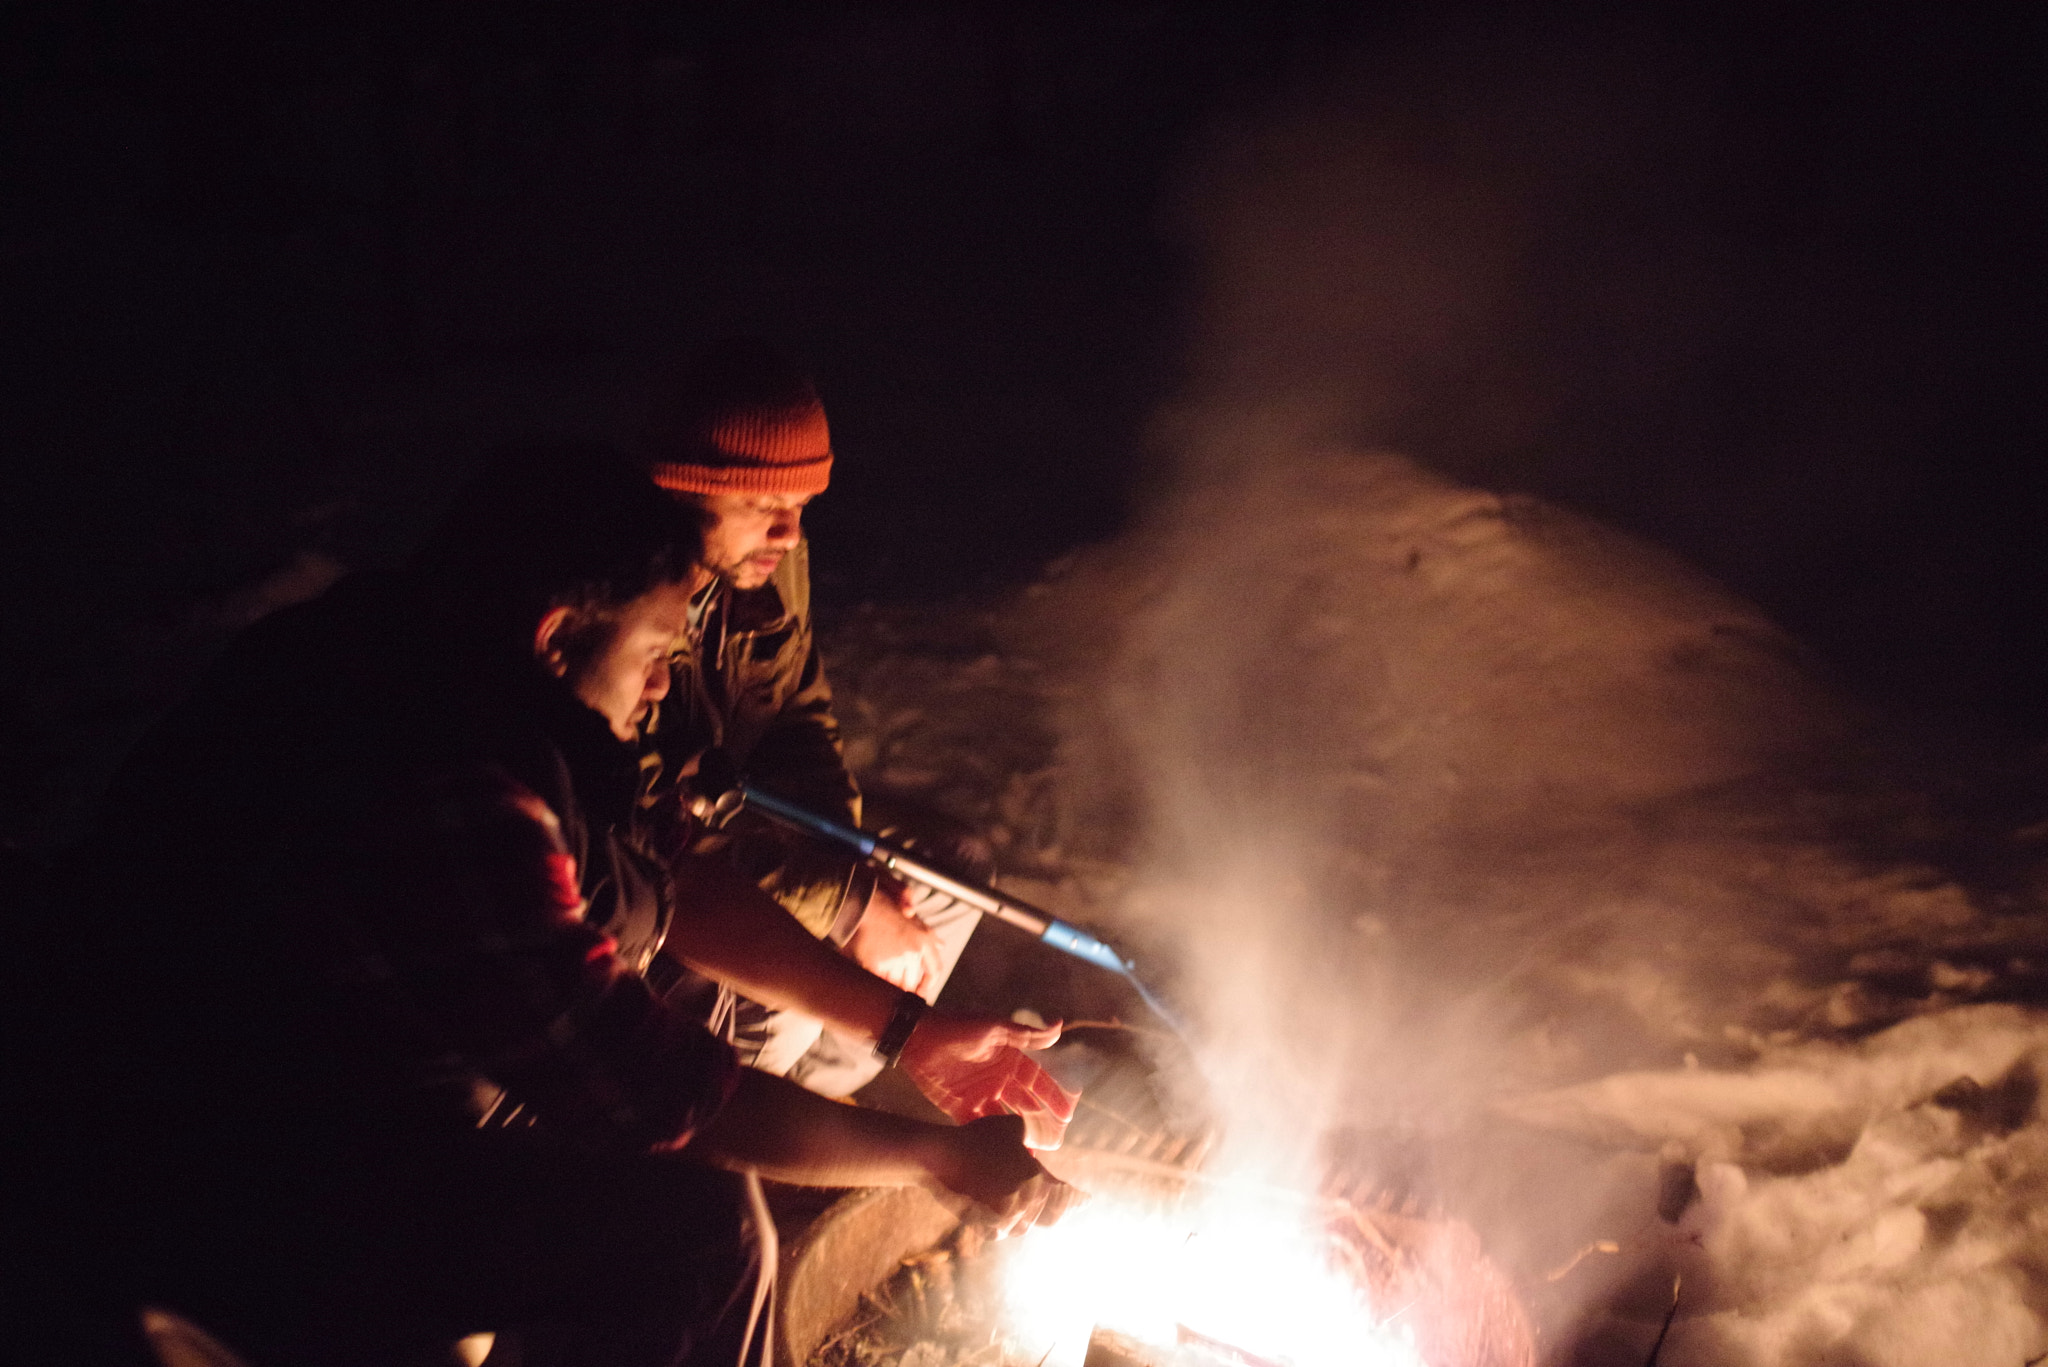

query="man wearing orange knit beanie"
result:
[639,340,1031,1103]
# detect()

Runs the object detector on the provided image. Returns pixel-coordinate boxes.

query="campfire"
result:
[783,1145,1536,1367]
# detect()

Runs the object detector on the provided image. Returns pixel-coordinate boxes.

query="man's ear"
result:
[533,605,575,677]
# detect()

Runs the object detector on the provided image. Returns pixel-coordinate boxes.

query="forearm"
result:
[663,849,898,1042]
[687,1068,944,1187]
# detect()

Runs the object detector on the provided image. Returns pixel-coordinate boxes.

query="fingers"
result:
[997,1085,1072,1144]
[913,1011,1041,1061]
[865,952,911,992]
[988,1195,1037,1240]
[1000,1019,1063,1052]
[886,949,919,992]
[901,1051,1009,1124]
[995,1054,1079,1124]
[978,1198,1030,1242]
[858,940,929,993]
[981,1174,1083,1239]
[898,1024,1076,1137]
[1030,1176,1085,1229]
[992,1055,1077,1151]
[951,1082,1010,1122]
[913,928,940,995]
[1026,1177,1078,1229]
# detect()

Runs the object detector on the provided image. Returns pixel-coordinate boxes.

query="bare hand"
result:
[928,1114,1083,1237]
[900,1011,1078,1149]
[846,880,943,996]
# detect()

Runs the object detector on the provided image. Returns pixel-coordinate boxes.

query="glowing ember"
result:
[999,1181,1429,1367]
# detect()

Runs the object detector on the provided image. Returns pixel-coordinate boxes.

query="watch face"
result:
[875,992,929,1064]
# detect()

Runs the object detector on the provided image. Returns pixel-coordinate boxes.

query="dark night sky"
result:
[3,2,2045,844]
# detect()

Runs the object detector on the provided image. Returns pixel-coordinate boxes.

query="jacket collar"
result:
[722,578,790,634]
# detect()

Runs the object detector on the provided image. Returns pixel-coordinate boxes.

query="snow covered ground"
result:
[824,427,2048,1367]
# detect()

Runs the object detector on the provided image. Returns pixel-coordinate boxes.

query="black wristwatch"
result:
[873,990,930,1067]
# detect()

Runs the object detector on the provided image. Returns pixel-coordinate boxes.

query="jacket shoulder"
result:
[774,539,813,623]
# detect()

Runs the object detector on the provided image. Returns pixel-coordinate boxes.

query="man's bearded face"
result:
[692,492,810,590]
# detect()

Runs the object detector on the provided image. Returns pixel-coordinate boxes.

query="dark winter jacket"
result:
[659,539,867,938]
[95,572,739,1158]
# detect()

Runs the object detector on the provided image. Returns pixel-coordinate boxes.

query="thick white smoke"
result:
[1031,424,1856,1220]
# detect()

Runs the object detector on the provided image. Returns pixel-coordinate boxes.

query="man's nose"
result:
[765,508,802,547]
[645,663,672,702]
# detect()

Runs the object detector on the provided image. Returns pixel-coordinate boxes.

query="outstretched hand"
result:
[899,1011,1078,1149]
[928,1114,1083,1238]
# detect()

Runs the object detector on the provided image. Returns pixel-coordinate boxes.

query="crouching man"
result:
[637,340,1003,1102]
[76,447,1069,1367]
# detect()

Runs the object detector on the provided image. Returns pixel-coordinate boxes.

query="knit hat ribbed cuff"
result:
[649,453,833,497]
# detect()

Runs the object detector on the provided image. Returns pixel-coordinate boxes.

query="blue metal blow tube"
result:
[737,785,1127,967]
[732,785,1180,1027]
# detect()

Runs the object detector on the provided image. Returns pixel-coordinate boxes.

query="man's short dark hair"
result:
[411,443,702,634]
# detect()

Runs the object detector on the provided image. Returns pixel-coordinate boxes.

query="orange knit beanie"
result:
[641,339,834,497]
